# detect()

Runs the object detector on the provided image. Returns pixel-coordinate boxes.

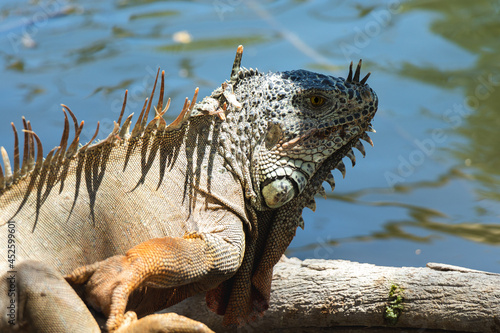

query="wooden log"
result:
[166,256,500,332]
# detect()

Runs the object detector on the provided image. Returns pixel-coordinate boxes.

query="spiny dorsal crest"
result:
[0,63,217,234]
[0,62,215,192]
[0,45,260,233]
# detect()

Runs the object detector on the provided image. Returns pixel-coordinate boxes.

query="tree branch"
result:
[167,256,500,332]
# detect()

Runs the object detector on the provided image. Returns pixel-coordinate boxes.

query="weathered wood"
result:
[166,256,500,332]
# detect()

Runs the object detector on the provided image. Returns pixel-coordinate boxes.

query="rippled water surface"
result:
[1,0,499,272]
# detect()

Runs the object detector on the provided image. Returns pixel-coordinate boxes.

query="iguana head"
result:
[218,47,378,211]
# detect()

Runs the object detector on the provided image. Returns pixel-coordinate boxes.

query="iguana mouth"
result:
[279,125,346,150]
[312,123,357,141]
[280,120,372,151]
[313,126,339,140]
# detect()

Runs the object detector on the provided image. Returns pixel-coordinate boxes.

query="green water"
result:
[1,0,499,272]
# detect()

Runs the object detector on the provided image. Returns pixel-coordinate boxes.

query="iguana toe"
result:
[66,254,139,329]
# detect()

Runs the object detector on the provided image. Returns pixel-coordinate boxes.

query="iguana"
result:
[0,45,378,332]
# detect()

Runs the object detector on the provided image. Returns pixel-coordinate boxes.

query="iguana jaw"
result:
[260,120,375,209]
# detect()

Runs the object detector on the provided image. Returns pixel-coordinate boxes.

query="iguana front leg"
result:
[67,225,245,331]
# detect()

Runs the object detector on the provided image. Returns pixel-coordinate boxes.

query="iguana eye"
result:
[310,96,325,106]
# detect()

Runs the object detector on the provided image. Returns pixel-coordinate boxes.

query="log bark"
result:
[166,256,500,332]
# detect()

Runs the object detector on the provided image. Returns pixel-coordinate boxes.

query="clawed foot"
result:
[65,235,220,332]
[65,254,145,331]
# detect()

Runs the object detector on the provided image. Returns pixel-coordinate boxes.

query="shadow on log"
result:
[165,256,500,333]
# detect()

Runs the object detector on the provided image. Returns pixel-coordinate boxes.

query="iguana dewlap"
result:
[0,45,378,332]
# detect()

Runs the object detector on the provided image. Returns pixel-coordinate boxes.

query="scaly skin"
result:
[0,45,378,332]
